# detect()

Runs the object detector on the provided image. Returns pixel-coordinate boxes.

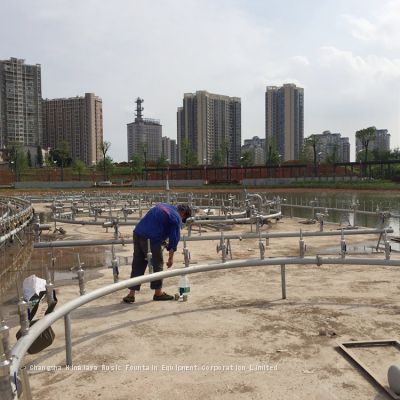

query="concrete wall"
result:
[15,181,93,189]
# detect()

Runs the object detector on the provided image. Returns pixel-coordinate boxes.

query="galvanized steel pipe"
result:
[33,228,394,249]
[9,253,400,392]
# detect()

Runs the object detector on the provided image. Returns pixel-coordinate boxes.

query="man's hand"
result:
[166,250,174,268]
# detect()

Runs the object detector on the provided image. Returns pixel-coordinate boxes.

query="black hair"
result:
[177,204,191,222]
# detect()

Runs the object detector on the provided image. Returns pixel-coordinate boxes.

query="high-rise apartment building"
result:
[265,83,304,162]
[355,128,390,156]
[162,136,178,164]
[42,93,103,165]
[177,90,241,166]
[0,57,42,149]
[304,131,350,163]
[127,98,162,163]
[241,136,266,165]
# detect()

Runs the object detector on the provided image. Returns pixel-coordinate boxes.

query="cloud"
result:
[291,56,310,67]
[306,44,400,155]
[1,0,277,160]
[319,46,400,80]
[343,0,400,49]
[1,0,399,160]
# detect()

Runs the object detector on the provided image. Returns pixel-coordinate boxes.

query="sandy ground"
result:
[6,207,400,400]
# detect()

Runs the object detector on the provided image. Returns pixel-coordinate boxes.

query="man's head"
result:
[177,204,192,223]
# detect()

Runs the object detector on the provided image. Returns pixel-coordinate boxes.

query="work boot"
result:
[153,292,174,301]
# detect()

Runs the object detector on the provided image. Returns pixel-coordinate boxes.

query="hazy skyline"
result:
[1,0,399,161]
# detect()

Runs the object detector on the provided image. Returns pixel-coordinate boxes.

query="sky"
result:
[1,0,399,161]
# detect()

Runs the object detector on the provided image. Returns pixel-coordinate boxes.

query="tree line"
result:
[6,127,399,182]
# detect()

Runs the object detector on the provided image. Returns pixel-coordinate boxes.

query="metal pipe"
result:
[0,297,15,400]
[280,264,286,299]
[33,228,394,249]
[72,254,86,296]
[34,238,130,248]
[147,239,153,274]
[20,366,32,400]
[384,230,391,260]
[246,193,263,212]
[0,217,32,246]
[64,314,72,367]
[183,228,394,241]
[17,295,30,337]
[0,309,11,361]
[340,230,347,259]
[299,230,306,258]
[45,257,55,307]
[183,238,190,268]
[110,245,119,283]
[258,230,265,259]
[218,232,226,263]
[187,212,282,226]
[281,203,379,217]
[10,254,400,385]
[188,211,248,221]
[0,351,12,400]
[52,218,137,226]
[77,266,86,296]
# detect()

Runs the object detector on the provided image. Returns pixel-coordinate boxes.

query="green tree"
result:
[181,138,197,167]
[7,142,28,182]
[72,159,87,181]
[27,149,32,167]
[97,156,114,180]
[156,154,169,169]
[265,137,281,165]
[266,141,281,165]
[240,151,254,167]
[211,148,224,167]
[391,148,400,160]
[356,149,374,162]
[49,141,72,181]
[372,149,390,161]
[36,145,44,167]
[356,126,376,177]
[221,139,230,167]
[140,143,149,179]
[130,153,144,179]
[356,126,376,163]
[99,141,111,181]
[304,134,320,176]
[326,144,339,165]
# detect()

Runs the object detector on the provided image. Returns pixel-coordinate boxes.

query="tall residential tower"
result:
[127,98,162,163]
[42,93,103,165]
[177,90,241,166]
[265,83,304,162]
[0,57,42,149]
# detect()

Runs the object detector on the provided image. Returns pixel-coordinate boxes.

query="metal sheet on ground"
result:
[339,340,400,399]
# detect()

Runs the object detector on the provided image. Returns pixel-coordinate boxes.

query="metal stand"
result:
[64,313,72,367]
[280,264,286,299]
[20,366,32,400]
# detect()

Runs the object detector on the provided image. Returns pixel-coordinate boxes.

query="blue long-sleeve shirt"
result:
[134,203,182,251]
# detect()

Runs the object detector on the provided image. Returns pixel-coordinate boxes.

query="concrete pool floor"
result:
[5,206,400,400]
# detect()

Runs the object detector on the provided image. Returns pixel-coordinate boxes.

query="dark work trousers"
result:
[129,233,164,291]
